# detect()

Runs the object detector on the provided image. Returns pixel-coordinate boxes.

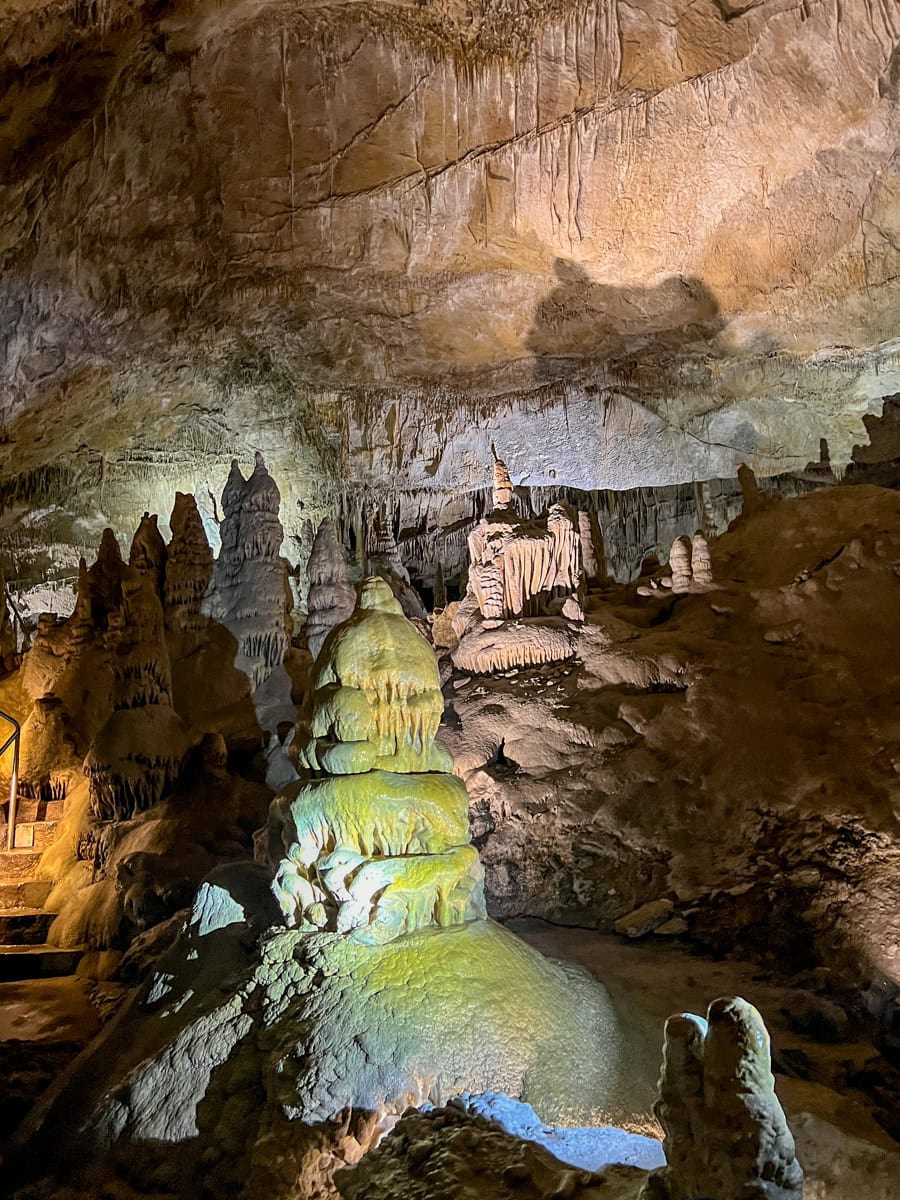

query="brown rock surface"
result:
[0,0,898,543]
[442,485,900,983]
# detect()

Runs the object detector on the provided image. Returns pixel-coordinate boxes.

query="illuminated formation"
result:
[464,457,583,620]
[641,997,803,1200]
[264,576,485,941]
[451,453,583,673]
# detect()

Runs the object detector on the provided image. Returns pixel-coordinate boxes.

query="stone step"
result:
[0,908,55,944]
[0,944,81,981]
[0,880,53,910]
[0,848,43,881]
[13,820,59,849]
[13,797,66,823]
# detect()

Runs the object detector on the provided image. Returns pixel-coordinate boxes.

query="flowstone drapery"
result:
[464,458,583,621]
[452,455,583,673]
[264,576,485,942]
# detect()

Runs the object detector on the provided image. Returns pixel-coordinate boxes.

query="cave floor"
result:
[510,918,899,1154]
[0,975,105,1145]
[0,976,102,1044]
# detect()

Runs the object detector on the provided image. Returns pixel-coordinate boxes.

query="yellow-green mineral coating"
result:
[274,576,486,937]
[293,577,447,774]
[282,918,647,1129]
[268,771,471,866]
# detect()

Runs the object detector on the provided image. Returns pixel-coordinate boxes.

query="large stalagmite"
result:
[6,578,643,1200]
[204,453,290,693]
[265,576,485,940]
[305,518,356,661]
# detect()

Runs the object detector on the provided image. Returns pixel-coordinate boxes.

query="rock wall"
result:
[0,0,898,554]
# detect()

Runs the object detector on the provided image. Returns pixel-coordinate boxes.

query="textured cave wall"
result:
[1,0,899,547]
[353,467,829,594]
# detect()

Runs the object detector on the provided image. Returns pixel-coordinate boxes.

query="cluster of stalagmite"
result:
[83,531,188,822]
[462,456,583,621]
[305,519,355,660]
[638,532,718,597]
[262,576,485,942]
[13,515,191,821]
[449,455,583,673]
[641,996,803,1200]
[204,453,290,691]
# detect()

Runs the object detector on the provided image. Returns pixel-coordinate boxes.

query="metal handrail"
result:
[1,709,20,852]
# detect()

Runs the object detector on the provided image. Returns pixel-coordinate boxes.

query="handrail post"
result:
[1,710,21,852]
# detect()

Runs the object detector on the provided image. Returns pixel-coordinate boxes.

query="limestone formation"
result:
[463,457,583,627]
[84,706,189,822]
[128,511,167,599]
[87,528,126,618]
[367,509,428,621]
[265,575,485,940]
[17,697,79,805]
[639,531,719,597]
[108,567,173,710]
[641,997,803,1200]
[305,518,355,660]
[667,537,693,595]
[491,452,516,511]
[204,453,290,692]
[163,492,213,641]
[449,456,584,672]
[690,532,714,590]
[82,539,187,821]
[453,619,577,675]
[579,510,602,582]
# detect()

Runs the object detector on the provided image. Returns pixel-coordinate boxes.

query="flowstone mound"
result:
[8,578,644,1200]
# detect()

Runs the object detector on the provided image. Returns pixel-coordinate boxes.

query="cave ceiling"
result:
[1,0,899,532]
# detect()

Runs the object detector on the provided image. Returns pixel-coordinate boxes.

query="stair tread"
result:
[0,944,81,955]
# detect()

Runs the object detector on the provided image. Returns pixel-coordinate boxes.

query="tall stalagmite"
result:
[305,519,355,661]
[204,453,289,692]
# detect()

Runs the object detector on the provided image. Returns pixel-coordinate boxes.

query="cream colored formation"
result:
[637,532,718,597]
[446,455,585,673]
